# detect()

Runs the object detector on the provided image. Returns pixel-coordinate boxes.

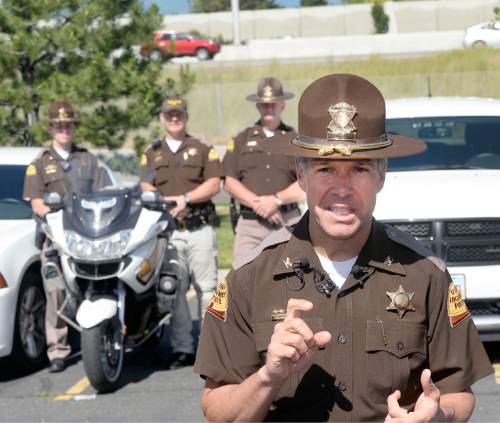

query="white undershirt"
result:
[316,253,358,288]
[166,139,182,153]
[53,146,70,160]
[263,129,274,137]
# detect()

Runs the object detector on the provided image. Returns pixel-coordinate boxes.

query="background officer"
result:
[140,95,222,369]
[194,74,493,421]
[223,77,305,261]
[23,101,111,373]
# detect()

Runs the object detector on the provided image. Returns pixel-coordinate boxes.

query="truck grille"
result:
[467,300,500,316]
[72,261,121,279]
[384,219,500,266]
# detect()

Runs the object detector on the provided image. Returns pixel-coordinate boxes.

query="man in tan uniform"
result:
[223,77,304,261]
[194,74,493,421]
[23,101,110,373]
[140,96,223,369]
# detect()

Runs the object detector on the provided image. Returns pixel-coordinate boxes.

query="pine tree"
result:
[0,0,194,153]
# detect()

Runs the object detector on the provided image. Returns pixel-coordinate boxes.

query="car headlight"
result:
[65,230,131,260]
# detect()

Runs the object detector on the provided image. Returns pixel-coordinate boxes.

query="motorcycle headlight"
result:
[65,230,132,260]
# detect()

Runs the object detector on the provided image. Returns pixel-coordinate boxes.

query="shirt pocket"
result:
[239,144,263,171]
[181,154,203,182]
[253,317,326,401]
[365,319,427,404]
[153,160,170,186]
[41,167,64,186]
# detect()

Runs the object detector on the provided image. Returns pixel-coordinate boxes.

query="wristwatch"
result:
[274,195,283,206]
[183,193,191,205]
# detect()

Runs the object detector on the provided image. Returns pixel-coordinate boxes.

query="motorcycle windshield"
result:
[67,187,140,238]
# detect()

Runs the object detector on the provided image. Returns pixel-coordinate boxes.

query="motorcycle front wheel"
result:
[81,317,124,393]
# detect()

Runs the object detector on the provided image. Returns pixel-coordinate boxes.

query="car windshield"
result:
[387,116,500,171]
[0,164,32,219]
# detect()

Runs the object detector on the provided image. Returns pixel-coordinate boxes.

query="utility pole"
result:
[231,0,241,45]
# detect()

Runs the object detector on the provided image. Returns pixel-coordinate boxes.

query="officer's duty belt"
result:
[174,203,217,231]
[240,203,299,221]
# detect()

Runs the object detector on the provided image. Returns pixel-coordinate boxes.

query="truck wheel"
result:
[196,48,209,61]
[81,317,124,393]
[12,276,47,369]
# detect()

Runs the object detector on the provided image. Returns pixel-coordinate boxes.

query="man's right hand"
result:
[257,298,332,387]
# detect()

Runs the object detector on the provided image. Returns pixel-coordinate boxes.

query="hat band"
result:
[292,133,392,156]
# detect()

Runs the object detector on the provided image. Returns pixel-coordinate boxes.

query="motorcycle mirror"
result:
[43,192,63,209]
[140,190,160,208]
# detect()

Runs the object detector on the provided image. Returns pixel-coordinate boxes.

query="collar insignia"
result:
[384,255,393,267]
[283,257,292,269]
[386,284,415,318]
[271,309,286,321]
[327,102,357,141]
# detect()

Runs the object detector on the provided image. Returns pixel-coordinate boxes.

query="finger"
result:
[267,340,300,363]
[387,390,408,418]
[278,318,315,345]
[313,331,332,348]
[286,298,313,320]
[421,369,440,400]
[272,332,310,356]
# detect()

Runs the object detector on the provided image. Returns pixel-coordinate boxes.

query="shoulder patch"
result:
[234,226,293,270]
[384,224,446,273]
[447,282,471,327]
[26,164,37,176]
[207,278,229,321]
[208,147,219,161]
[226,138,235,153]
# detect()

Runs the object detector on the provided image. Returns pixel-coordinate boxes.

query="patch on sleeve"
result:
[226,138,235,153]
[26,164,37,176]
[140,154,148,167]
[447,282,471,328]
[207,278,228,321]
[208,148,219,161]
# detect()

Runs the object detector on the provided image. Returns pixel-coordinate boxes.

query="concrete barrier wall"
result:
[162,0,498,41]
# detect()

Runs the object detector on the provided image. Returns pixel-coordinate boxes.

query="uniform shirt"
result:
[23,145,110,200]
[194,212,493,422]
[223,122,298,196]
[139,136,223,197]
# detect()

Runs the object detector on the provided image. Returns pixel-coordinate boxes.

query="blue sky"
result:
[142,1,343,15]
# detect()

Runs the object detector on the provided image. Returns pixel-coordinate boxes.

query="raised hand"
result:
[385,369,443,423]
[257,298,332,387]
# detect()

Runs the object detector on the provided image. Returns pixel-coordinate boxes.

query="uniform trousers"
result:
[41,242,71,361]
[168,224,218,354]
[233,209,302,261]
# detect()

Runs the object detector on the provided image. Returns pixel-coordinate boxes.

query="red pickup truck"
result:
[140,31,221,61]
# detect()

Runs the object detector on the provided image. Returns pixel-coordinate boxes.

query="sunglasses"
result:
[50,123,75,132]
[163,111,186,121]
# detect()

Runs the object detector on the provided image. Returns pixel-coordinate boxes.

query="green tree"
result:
[371,2,389,34]
[301,0,327,5]
[495,0,500,20]
[0,0,194,153]
[191,0,281,13]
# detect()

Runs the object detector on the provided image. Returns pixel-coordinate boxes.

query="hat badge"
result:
[58,107,70,122]
[327,102,357,141]
[262,85,274,103]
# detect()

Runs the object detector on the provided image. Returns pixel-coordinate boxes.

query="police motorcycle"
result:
[41,187,177,393]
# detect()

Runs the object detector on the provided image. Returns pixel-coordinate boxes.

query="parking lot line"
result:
[53,377,90,401]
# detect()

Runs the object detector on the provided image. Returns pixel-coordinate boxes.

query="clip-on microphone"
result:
[351,265,370,287]
[286,257,310,291]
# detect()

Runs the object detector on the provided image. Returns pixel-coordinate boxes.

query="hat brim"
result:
[246,92,295,102]
[49,117,81,124]
[263,132,427,159]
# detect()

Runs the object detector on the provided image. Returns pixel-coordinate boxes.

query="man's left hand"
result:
[385,369,444,423]
[252,195,279,219]
[163,194,187,219]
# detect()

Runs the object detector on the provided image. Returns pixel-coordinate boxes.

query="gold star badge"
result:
[386,284,415,318]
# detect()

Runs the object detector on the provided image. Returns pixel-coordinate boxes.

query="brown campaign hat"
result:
[265,74,426,159]
[48,101,80,123]
[161,95,188,113]
[246,77,294,103]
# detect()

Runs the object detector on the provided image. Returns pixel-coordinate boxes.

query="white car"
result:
[375,97,500,341]
[0,147,117,366]
[463,20,500,48]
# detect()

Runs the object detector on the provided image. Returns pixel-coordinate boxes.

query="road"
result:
[1,292,499,421]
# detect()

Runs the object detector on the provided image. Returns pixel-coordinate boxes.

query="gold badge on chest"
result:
[386,284,415,318]
[271,309,286,321]
[246,140,258,147]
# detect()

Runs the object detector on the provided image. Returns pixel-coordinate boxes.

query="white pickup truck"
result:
[375,97,500,341]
